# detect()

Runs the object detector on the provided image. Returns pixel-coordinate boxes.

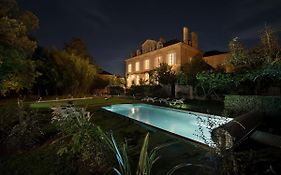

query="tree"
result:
[178,57,213,86]
[228,25,280,70]
[0,0,19,17]
[31,46,60,96]
[226,25,281,94]
[146,70,157,85]
[91,75,110,90]
[227,37,250,69]
[18,11,39,32]
[0,46,38,95]
[260,25,280,64]
[109,75,125,87]
[0,0,38,53]
[196,71,235,98]
[0,0,39,96]
[154,63,177,97]
[63,37,91,60]
[51,49,97,95]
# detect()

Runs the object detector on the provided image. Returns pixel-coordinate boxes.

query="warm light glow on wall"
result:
[144,59,149,70]
[127,74,135,87]
[156,56,162,67]
[167,53,176,66]
[145,73,149,84]
[135,62,140,71]
[128,64,132,73]
[127,77,131,87]
[136,75,140,85]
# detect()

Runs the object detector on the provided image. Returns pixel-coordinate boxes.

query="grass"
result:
[29,96,138,109]
[0,142,77,175]
[0,96,223,174]
[92,108,209,174]
[2,96,280,174]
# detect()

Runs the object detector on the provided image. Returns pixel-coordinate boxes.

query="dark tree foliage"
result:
[0,0,38,52]
[63,37,98,66]
[63,37,90,59]
[0,0,39,96]
[196,25,281,96]
[154,63,177,96]
[228,25,280,71]
[31,46,60,96]
[0,46,38,95]
[91,75,110,90]
[49,48,97,96]
[31,38,99,96]
[178,56,213,86]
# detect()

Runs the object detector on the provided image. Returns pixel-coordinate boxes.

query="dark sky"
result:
[18,0,281,75]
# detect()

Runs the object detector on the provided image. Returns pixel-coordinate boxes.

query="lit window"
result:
[167,53,176,65]
[144,59,149,70]
[135,62,140,71]
[136,75,140,85]
[128,64,132,73]
[156,56,162,67]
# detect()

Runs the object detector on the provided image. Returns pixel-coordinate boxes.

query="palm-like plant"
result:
[136,133,159,175]
[98,128,177,175]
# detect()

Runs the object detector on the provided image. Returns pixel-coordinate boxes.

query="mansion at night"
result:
[124,26,231,87]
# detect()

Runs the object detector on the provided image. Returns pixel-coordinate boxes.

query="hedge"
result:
[127,85,168,97]
[224,95,281,116]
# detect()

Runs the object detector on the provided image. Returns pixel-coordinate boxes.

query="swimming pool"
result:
[102,103,232,146]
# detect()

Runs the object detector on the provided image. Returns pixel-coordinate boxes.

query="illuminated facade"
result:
[125,27,201,87]
[124,26,231,87]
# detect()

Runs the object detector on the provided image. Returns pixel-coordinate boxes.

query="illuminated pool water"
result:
[102,103,232,146]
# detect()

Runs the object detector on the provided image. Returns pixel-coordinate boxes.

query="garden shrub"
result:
[127,85,149,96]
[108,86,124,95]
[224,95,281,116]
[177,91,188,98]
[127,85,167,97]
[0,103,46,151]
[5,111,44,150]
[51,106,112,173]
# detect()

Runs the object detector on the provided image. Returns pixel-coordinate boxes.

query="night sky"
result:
[18,0,281,75]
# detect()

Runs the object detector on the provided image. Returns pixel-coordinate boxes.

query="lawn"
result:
[1,96,280,174]
[1,96,214,174]
[29,96,138,109]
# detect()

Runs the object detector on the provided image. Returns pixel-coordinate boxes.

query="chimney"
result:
[159,36,165,43]
[191,32,198,48]
[183,26,189,44]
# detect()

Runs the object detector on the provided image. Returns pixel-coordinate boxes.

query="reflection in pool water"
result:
[103,103,232,146]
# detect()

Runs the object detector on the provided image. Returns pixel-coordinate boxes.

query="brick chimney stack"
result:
[191,32,198,48]
[183,26,189,45]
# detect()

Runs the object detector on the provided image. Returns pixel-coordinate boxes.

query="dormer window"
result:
[157,41,163,49]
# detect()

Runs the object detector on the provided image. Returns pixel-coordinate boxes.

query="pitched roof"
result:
[203,50,228,57]
[99,70,112,75]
